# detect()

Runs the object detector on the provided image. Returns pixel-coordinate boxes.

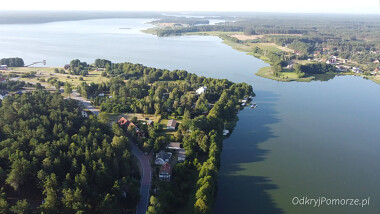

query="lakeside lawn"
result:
[255,66,314,82]
[5,67,109,87]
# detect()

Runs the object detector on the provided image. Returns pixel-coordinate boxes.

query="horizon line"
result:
[0,10,379,15]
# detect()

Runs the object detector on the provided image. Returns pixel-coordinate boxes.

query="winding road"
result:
[131,143,152,214]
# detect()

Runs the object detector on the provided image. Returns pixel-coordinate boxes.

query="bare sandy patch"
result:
[231,34,302,41]
[231,34,264,40]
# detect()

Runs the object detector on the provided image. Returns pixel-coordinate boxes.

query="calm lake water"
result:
[1,18,380,214]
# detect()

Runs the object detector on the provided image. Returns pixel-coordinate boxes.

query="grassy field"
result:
[248,43,293,53]
[222,39,252,52]
[141,27,159,35]
[293,59,314,65]
[255,66,313,82]
[5,67,109,87]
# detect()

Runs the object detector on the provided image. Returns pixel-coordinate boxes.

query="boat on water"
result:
[251,103,258,108]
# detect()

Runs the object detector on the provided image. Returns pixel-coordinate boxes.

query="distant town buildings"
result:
[352,67,363,74]
[326,56,337,65]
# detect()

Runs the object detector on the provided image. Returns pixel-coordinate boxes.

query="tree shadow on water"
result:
[214,90,284,214]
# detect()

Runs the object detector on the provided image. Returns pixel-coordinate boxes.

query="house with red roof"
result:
[118,117,136,129]
[159,162,172,181]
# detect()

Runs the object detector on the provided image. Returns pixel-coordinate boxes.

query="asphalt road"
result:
[131,143,152,214]
[70,91,100,116]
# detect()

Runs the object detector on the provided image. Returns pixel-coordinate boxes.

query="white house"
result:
[98,93,105,97]
[81,110,88,118]
[196,86,207,95]
[352,67,363,74]
[326,56,337,64]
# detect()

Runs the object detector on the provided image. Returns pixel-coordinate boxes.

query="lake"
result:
[1,18,379,214]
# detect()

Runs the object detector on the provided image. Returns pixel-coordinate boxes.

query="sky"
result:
[0,0,379,14]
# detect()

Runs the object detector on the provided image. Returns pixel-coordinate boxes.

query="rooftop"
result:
[167,142,181,150]
[159,162,172,175]
[167,119,177,128]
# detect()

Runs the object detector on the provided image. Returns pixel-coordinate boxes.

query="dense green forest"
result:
[0,58,24,67]
[294,63,336,74]
[154,25,244,37]
[0,91,140,213]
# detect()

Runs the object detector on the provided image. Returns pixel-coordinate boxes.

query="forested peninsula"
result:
[0,58,253,214]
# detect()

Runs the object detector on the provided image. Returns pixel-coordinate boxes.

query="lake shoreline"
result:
[141,28,380,85]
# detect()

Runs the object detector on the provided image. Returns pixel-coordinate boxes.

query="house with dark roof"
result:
[155,150,172,165]
[167,119,177,130]
[159,162,172,181]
